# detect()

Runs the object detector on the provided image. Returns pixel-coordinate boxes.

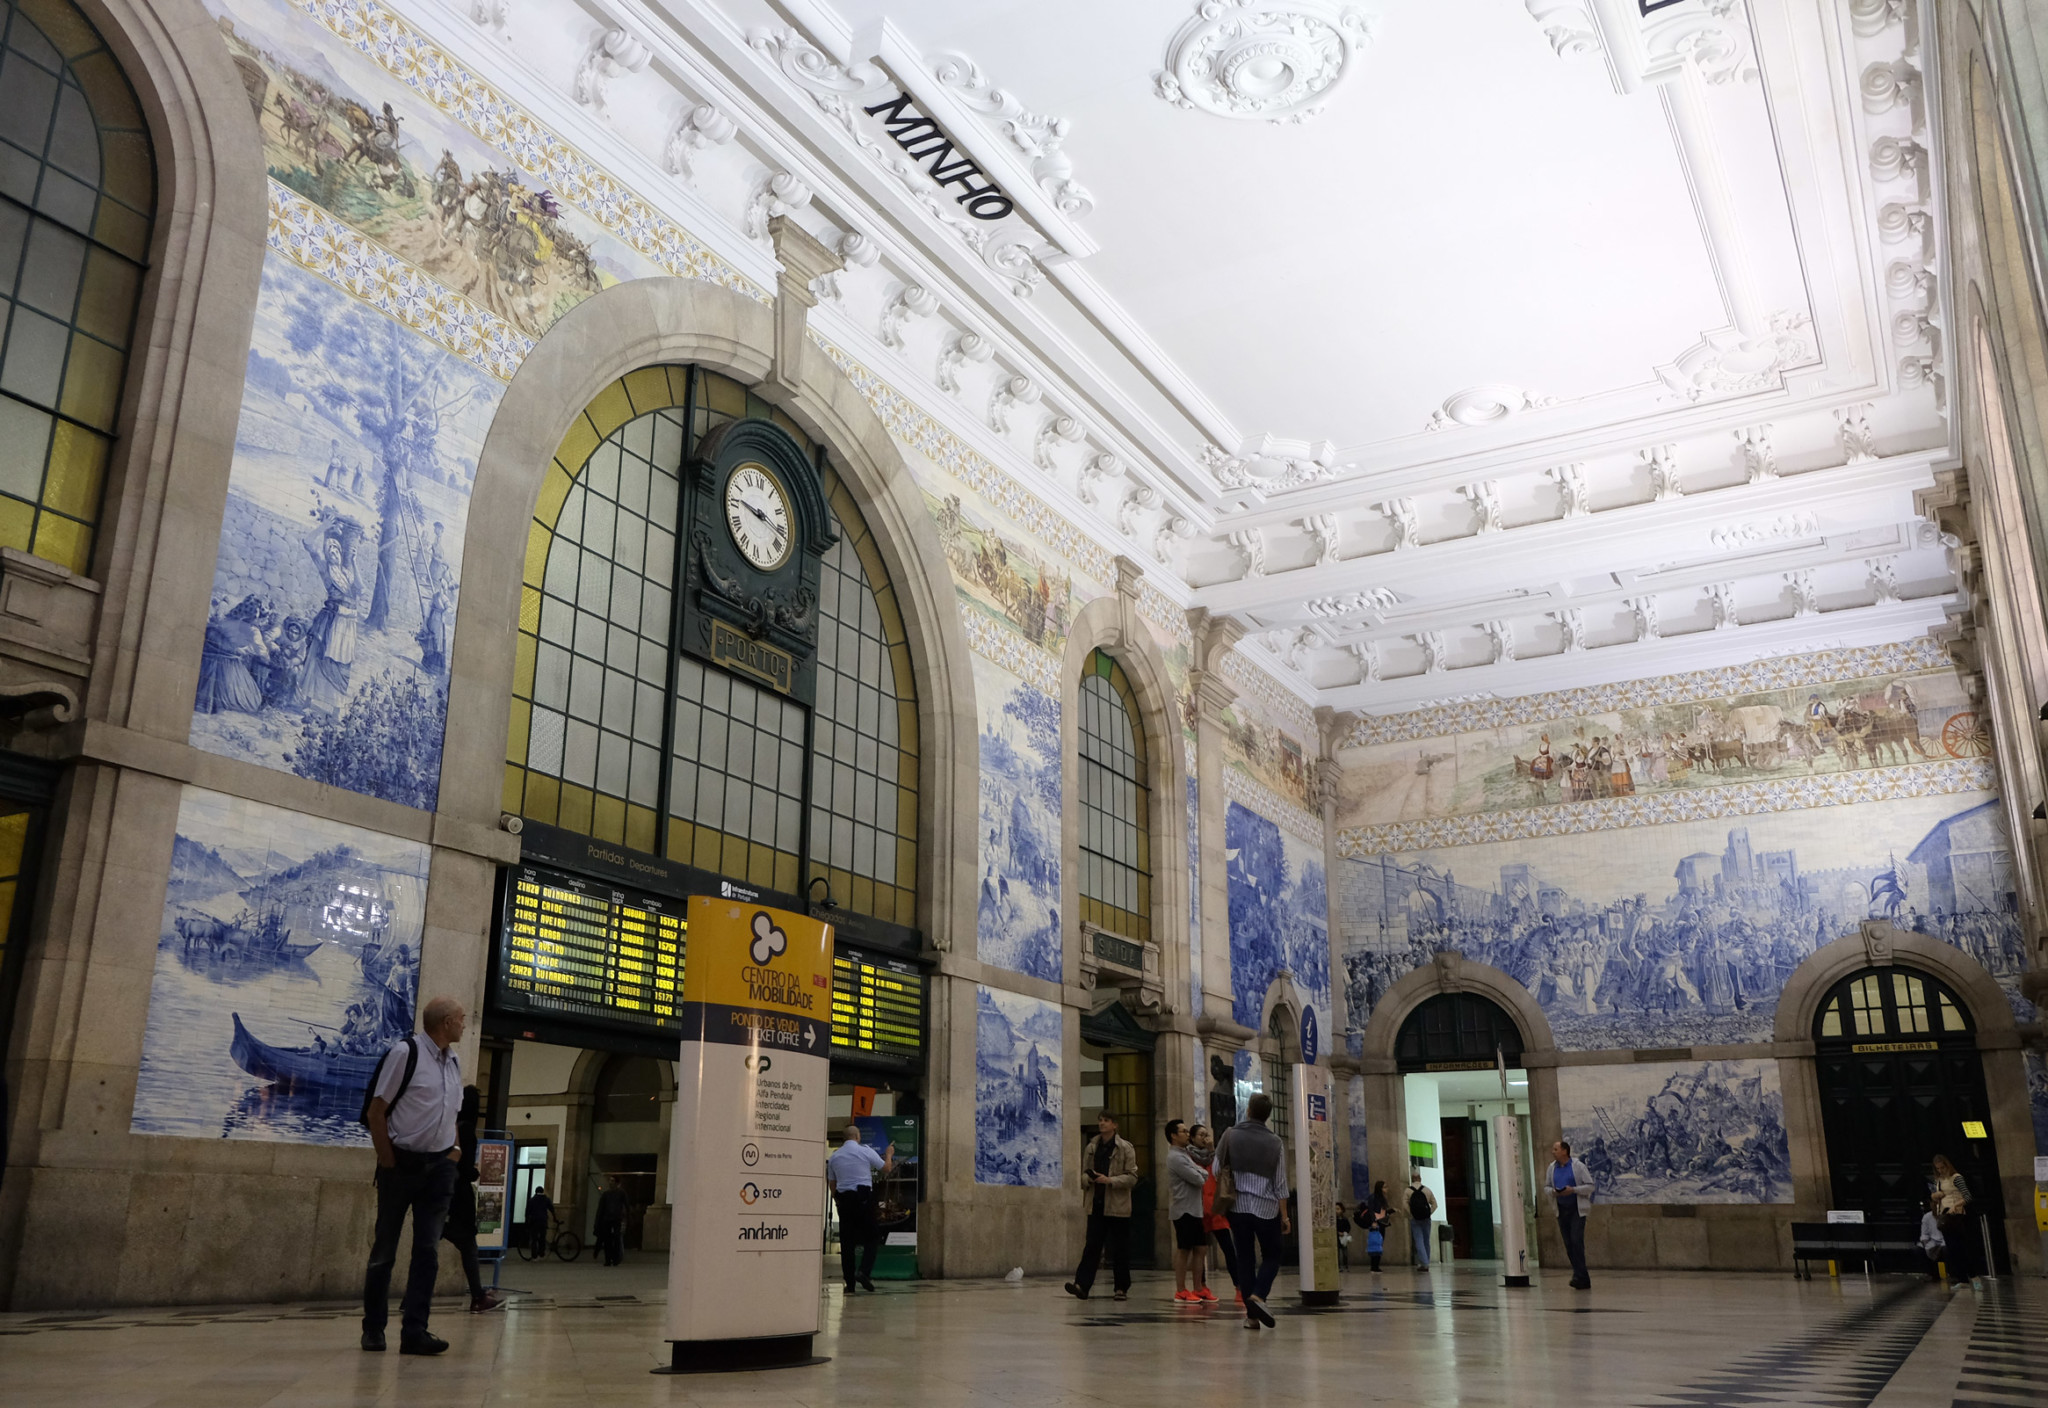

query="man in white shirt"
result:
[826,1124,893,1292]
[361,996,466,1355]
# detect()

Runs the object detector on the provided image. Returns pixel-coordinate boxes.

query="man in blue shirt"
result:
[827,1124,894,1291]
[1544,1140,1595,1289]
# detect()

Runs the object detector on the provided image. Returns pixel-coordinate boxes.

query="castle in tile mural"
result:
[1558,1060,1792,1204]
[188,255,503,809]
[1225,802,1332,1039]
[976,655,1063,982]
[1340,792,2029,1051]
[974,986,1062,1188]
[133,788,429,1147]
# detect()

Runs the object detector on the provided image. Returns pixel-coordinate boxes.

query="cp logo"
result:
[745,1055,773,1072]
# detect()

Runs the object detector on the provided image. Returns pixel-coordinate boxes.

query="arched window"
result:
[1394,992,1524,1071]
[1077,648,1149,943]
[0,0,153,574]
[1813,966,1973,1042]
[503,366,919,927]
[1266,1006,1295,1143]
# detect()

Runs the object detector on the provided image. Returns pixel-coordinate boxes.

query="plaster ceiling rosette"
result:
[1154,0,1375,125]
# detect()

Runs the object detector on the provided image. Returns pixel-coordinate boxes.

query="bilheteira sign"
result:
[662,896,833,1370]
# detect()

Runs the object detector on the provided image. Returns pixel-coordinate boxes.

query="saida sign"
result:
[663,897,833,1367]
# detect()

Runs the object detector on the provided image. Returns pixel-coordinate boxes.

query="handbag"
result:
[1366,1229,1384,1255]
[1212,1136,1238,1216]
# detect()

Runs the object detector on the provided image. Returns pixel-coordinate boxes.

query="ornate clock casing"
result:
[679,419,837,704]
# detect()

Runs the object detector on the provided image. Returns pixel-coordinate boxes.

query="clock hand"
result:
[742,500,787,545]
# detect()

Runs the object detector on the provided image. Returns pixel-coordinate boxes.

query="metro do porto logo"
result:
[739,911,816,1011]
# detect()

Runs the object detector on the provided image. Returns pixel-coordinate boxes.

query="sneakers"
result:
[360,1329,385,1352]
[1234,1290,1244,1306]
[1173,1290,1197,1303]
[1196,1286,1218,1302]
[469,1291,505,1313]
[1063,1282,1088,1300]
[399,1332,449,1356]
[1246,1295,1275,1328]
[1243,1316,1260,1331]
[1112,1290,1127,1302]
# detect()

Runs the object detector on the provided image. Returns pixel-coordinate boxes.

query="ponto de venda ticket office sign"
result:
[662,897,833,1372]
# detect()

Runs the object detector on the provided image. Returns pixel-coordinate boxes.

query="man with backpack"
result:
[1406,1172,1439,1271]
[360,996,468,1355]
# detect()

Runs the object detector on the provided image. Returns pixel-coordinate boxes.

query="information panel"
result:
[495,865,684,1036]
[830,946,924,1070]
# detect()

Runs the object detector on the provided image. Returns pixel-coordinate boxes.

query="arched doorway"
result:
[1812,965,2008,1270]
[591,1053,667,1250]
[1396,992,1528,1260]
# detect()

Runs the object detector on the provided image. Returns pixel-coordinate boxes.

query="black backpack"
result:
[359,1034,420,1127]
[1409,1184,1431,1220]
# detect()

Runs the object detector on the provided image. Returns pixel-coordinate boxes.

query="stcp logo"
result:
[740,1181,784,1205]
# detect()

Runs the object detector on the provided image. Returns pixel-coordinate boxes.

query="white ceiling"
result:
[464,0,1958,713]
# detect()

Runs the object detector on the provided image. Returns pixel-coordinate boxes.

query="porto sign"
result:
[861,92,1015,221]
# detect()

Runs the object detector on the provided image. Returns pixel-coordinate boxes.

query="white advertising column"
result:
[659,896,834,1373]
[1493,1113,1530,1287]
[1293,1063,1340,1304]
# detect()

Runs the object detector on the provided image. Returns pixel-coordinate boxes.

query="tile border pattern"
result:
[1341,638,1954,748]
[961,609,1062,697]
[1138,581,1191,644]
[286,0,763,303]
[1335,756,1998,856]
[1224,765,1325,847]
[265,179,530,380]
[1220,645,1318,737]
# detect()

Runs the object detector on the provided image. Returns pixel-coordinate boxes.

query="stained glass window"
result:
[0,0,152,574]
[1077,648,1149,943]
[504,366,918,927]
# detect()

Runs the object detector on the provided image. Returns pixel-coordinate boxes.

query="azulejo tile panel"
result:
[1224,765,1323,847]
[975,984,1063,1187]
[1339,790,2031,1052]
[1343,638,1952,747]
[974,653,1063,982]
[961,609,1061,698]
[1557,1059,1792,1204]
[1221,644,1317,738]
[1225,800,1332,1039]
[1337,758,1996,856]
[132,786,431,1147]
[266,180,528,379]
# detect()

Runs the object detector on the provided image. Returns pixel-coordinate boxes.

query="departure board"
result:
[831,945,924,1070]
[495,865,684,1036]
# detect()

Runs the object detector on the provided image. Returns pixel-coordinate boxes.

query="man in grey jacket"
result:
[1543,1140,1596,1289]
[1217,1094,1290,1329]
[1164,1119,1211,1302]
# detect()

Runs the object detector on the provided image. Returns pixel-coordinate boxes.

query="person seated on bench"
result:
[1917,1196,1945,1280]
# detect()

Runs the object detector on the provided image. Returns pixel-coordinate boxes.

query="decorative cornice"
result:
[1338,757,1994,856]
[1340,636,1951,746]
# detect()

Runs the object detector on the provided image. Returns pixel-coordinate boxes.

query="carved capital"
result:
[763,216,842,404]
[1115,554,1145,603]
[1432,948,1466,993]
[1859,918,1902,967]
[1187,606,1245,674]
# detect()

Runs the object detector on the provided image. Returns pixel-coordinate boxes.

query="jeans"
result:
[440,1181,486,1299]
[1557,1205,1590,1284]
[1074,1210,1130,1294]
[1228,1211,1283,1303]
[1211,1224,1239,1286]
[1411,1217,1431,1268]
[835,1187,880,1286]
[364,1152,458,1338]
[596,1220,625,1266]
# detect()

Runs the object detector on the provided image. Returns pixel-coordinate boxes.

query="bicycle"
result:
[515,1215,584,1263]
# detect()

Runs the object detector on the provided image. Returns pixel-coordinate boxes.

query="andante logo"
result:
[738,1221,791,1241]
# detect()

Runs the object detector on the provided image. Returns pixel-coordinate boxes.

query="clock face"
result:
[723,462,793,571]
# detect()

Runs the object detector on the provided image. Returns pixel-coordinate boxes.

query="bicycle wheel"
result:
[553,1229,583,1262]
[517,1235,541,1263]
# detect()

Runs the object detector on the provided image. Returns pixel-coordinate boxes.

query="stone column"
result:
[1187,610,1250,1128]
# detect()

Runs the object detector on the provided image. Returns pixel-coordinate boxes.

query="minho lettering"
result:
[862,93,1016,221]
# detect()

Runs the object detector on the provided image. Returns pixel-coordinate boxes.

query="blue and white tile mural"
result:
[1234,1047,1263,1115]
[2027,1051,2048,1159]
[189,253,503,810]
[974,985,1062,1187]
[133,787,430,1146]
[1558,1059,1792,1204]
[1347,1073,1369,1201]
[1339,792,2030,1052]
[1225,802,1333,1039]
[975,654,1062,982]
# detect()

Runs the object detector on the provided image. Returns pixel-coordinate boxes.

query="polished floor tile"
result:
[2,1261,2037,1407]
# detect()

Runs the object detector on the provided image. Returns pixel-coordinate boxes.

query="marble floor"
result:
[4,1260,2043,1407]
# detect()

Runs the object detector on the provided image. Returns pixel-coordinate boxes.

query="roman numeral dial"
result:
[723,463,793,571]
